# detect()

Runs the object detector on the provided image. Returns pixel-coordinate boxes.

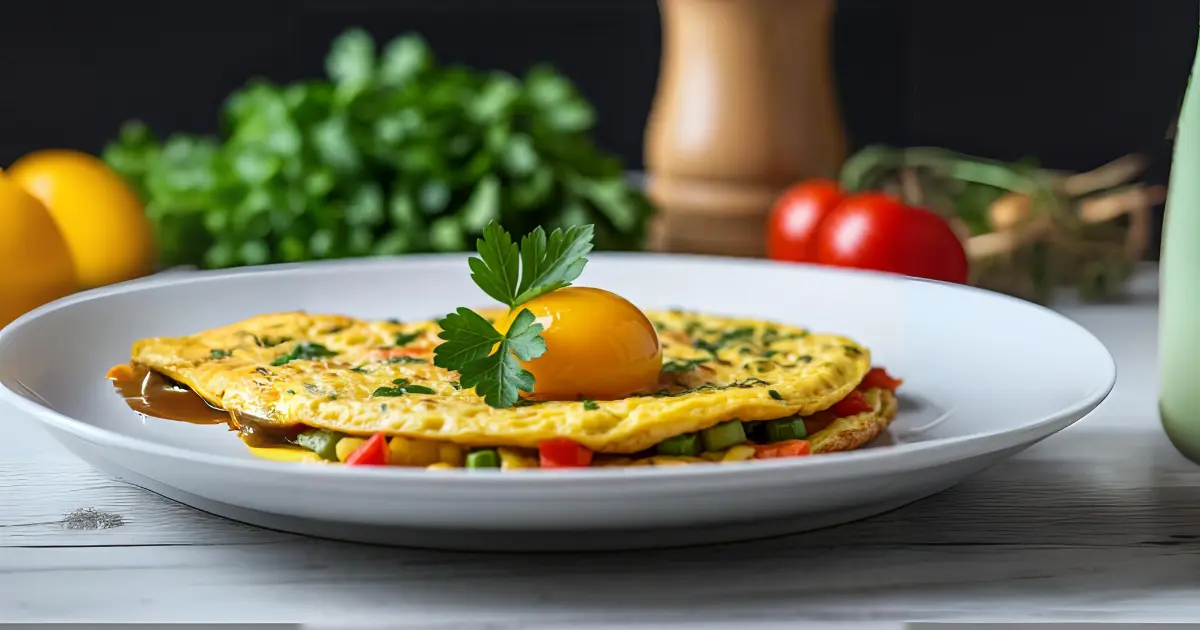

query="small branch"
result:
[1062,154,1149,196]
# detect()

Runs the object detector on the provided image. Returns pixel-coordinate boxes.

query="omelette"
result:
[111,307,901,470]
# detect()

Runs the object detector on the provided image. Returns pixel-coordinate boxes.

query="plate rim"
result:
[0,253,1117,486]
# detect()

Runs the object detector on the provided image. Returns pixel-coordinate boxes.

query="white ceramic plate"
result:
[0,254,1115,551]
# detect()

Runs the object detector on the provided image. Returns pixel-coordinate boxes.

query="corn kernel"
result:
[335,437,366,462]
[700,451,724,462]
[427,462,457,470]
[722,445,756,462]
[438,443,464,466]
[498,447,538,469]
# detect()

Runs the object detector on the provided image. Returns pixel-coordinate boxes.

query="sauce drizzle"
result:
[107,364,229,425]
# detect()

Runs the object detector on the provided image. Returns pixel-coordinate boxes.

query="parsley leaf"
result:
[514,224,594,305]
[387,356,427,364]
[466,223,594,309]
[581,398,599,411]
[271,342,338,366]
[434,307,546,408]
[468,222,521,306]
[210,349,231,359]
[372,378,436,397]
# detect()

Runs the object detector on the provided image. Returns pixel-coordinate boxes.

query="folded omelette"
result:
[113,309,900,469]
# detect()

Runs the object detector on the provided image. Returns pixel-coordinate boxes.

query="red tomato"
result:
[812,193,968,284]
[859,367,903,392]
[832,390,874,417]
[538,438,594,468]
[753,439,812,459]
[766,180,845,262]
[344,433,389,466]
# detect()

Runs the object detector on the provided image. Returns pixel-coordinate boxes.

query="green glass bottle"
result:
[1161,27,1200,462]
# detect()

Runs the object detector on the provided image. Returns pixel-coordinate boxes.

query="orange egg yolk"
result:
[495,287,663,401]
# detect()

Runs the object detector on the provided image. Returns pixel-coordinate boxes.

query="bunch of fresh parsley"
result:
[433,222,593,408]
[102,29,651,270]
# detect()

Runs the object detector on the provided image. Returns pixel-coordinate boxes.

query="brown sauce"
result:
[107,364,230,425]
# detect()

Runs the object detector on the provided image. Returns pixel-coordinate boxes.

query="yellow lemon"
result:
[0,170,76,329]
[7,149,155,288]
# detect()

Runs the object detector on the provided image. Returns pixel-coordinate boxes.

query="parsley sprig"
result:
[433,222,594,408]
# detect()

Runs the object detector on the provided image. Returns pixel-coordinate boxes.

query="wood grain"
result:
[1,266,1190,625]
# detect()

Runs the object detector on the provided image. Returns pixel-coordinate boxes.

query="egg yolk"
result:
[495,287,662,401]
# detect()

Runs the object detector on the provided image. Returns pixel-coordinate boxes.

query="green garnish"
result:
[656,433,700,456]
[701,421,748,451]
[843,345,862,356]
[466,449,501,469]
[255,367,272,377]
[661,358,707,374]
[581,398,599,411]
[387,356,428,364]
[394,331,421,347]
[371,378,436,397]
[271,342,337,366]
[286,389,296,395]
[764,418,807,442]
[433,222,593,409]
[349,366,369,374]
[435,307,546,408]
[768,389,783,401]
[292,429,344,461]
[694,327,755,355]
[210,349,231,359]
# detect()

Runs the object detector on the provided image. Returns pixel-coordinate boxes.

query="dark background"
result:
[2,0,1195,255]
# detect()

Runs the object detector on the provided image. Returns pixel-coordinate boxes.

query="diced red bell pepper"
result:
[859,367,903,391]
[344,432,389,466]
[538,438,594,468]
[832,390,873,416]
[753,439,811,459]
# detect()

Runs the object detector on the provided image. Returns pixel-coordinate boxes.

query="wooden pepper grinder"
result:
[645,0,845,257]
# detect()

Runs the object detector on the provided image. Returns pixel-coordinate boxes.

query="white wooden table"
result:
[2,267,1196,628]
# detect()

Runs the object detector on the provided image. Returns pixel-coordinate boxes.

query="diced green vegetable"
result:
[656,433,700,456]
[293,429,344,461]
[764,418,808,442]
[701,421,747,451]
[466,449,501,469]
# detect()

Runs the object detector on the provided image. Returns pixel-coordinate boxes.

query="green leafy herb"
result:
[644,378,771,399]
[286,389,296,395]
[433,222,593,408]
[349,366,369,374]
[210,349,232,359]
[843,345,862,356]
[102,30,650,270]
[372,378,436,397]
[434,306,546,408]
[661,358,707,374]
[387,356,428,364]
[694,327,756,355]
[271,342,338,366]
[255,367,272,377]
[768,389,784,401]
[394,331,421,347]
[468,222,593,307]
[581,398,599,411]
